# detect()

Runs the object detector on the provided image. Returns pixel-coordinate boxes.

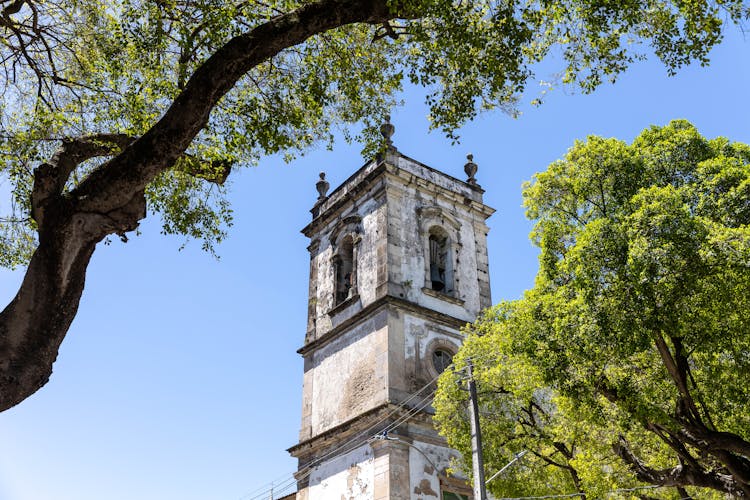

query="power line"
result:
[294,373,440,474]
[236,315,516,499]
[496,493,585,500]
[236,367,448,500]
[275,390,439,498]
[245,347,520,500]
[238,470,298,500]
[379,388,437,434]
[238,344,507,497]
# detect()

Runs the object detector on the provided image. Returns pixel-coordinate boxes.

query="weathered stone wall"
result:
[297,436,469,500]
[388,153,482,203]
[305,182,387,344]
[293,150,495,499]
[301,308,389,439]
[388,310,464,403]
[301,152,493,347]
[384,156,493,320]
[307,444,375,500]
[409,442,463,500]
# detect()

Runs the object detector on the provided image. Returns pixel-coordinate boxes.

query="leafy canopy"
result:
[435,120,750,498]
[0,0,747,265]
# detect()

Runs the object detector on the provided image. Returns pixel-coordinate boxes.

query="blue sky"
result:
[0,27,748,500]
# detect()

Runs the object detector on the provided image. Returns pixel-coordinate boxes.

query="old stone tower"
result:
[288,123,494,500]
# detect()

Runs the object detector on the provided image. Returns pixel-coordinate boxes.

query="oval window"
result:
[432,349,454,374]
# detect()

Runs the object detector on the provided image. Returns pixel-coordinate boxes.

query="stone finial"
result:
[379,115,396,150]
[464,154,478,185]
[316,171,330,200]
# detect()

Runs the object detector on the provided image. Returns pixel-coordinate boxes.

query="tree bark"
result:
[0,0,401,412]
[599,370,750,496]
[614,436,745,497]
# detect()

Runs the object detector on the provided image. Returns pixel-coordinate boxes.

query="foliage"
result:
[435,121,750,498]
[0,0,748,265]
[1,0,749,411]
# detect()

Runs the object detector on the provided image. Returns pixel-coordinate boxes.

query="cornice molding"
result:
[298,294,469,356]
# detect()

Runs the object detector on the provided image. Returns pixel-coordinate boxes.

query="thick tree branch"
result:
[1,0,25,19]
[679,427,750,461]
[676,425,750,488]
[0,0,411,412]
[652,333,706,430]
[653,334,690,403]
[31,134,133,228]
[596,370,750,494]
[71,0,402,214]
[614,436,744,496]
[0,190,145,412]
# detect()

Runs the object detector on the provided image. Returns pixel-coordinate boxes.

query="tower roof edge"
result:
[301,149,495,237]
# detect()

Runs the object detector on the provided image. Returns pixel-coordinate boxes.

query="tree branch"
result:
[1,0,26,18]
[680,427,750,461]
[71,0,402,215]
[614,436,744,496]
[31,134,134,229]
[653,332,704,426]
[0,0,412,412]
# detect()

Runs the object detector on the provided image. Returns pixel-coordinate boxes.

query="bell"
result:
[430,265,445,291]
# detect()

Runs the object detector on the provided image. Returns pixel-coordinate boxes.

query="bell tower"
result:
[288,122,494,499]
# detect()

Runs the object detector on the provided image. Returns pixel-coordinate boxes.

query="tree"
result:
[434,120,750,498]
[0,0,747,413]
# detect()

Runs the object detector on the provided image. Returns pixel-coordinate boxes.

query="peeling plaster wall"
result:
[308,444,375,500]
[409,442,462,500]
[307,189,386,342]
[295,152,495,499]
[390,155,481,203]
[303,153,492,346]
[309,310,389,436]
[403,314,462,360]
[385,159,492,321]
[400,312,462,395]
[304,441,473,500]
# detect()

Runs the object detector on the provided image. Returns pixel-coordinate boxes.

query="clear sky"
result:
[0,27,748,500]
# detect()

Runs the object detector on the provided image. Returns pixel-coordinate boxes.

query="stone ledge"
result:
[326,293,359,316]
[421,287,465,306]
[298,295,469,356]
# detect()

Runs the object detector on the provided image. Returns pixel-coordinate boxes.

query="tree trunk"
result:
[0,0,403,411]
[0,193,144,410]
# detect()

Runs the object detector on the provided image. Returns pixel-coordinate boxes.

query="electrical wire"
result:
[379,388,438,435]
[293,371,442,472]
[271,396,437,498]
[239,348,699,500]
[237,366,449,500]
[238,470,299,500]
[239,350,530,499]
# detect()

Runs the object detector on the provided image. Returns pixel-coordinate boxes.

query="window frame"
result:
[333,235,355,306]
[417,205,462,300]
[423,338,459,381]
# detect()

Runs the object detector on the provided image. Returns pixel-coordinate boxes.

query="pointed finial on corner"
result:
[464,154,478,185]
[316,171,329,200]
[379,114,396,150]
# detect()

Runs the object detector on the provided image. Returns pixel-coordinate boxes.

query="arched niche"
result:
[329,214,362,307]
[417,206,461,297]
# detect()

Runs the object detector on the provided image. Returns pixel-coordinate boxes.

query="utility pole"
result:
[467,360,488,500]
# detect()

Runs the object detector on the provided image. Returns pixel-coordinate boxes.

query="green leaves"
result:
[146,168,233,256]
[1,0,748,264]
[436,121,750,497]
